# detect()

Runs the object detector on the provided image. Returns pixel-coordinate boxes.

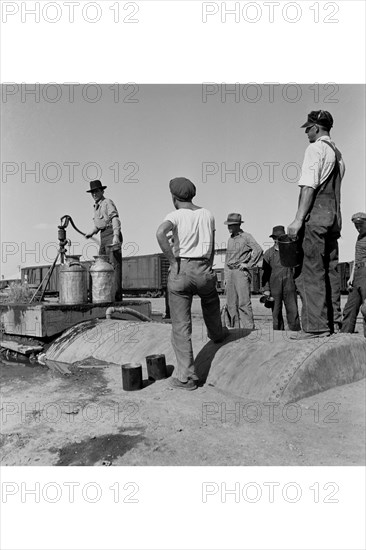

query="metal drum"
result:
[90,255,115,303]
[59,255,88,304]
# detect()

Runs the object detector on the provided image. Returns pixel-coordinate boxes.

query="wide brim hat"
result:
[224,213,243,225]
[87,180,107,193]
[270,225,286,238]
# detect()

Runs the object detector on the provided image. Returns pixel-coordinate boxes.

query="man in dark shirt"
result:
[341,212,366,336]
[262,225,301,331]
[224,213,263,329]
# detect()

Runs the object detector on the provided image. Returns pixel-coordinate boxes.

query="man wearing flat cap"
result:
[341,212,366,337]
[261,225,300,331]
[224,213,263,329]
[85,180,123,301]
[156,177,226,391]
[287,110,345,339]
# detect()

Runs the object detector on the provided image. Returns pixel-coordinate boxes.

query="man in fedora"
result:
[287,110,345,339]
[224,213,263,329]
[85,180,123,301]
[156,177,226,391]
[262,225,301,331]
[340,212,366,337]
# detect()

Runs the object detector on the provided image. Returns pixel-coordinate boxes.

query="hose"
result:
[59,215,87,237]
[105,307,152,322]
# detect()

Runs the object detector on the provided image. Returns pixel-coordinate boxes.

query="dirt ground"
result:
[0,296,365,466]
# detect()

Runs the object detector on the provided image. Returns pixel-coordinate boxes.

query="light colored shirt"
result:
[92,197,121,235]
[298,136,345,190]
[164,208,215,258]
[225,230,263,271]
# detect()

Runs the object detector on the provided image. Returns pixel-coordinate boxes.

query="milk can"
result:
[90,255,115,303]
[59,255,88,304]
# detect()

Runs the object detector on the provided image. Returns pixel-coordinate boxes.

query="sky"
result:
[1,83,365,277]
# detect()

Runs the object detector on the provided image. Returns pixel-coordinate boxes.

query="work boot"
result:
[169,377,197,391]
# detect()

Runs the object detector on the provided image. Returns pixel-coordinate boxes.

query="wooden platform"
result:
[0,340,44,356]
[0,300,151,338]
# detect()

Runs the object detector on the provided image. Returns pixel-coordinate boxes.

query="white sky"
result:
[1,83,365,277]
[1,2,366,279]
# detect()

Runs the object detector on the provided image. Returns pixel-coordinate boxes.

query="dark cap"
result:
[269,225,286,238]
[301,110,334,131]
[351,212,366,222]
[169,177,196,201]
[224,213,243,225]
[87,180,107,193]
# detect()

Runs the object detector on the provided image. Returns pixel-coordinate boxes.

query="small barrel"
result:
[277,235,302,268]
[121,362,143,391]
[146,354,168,381]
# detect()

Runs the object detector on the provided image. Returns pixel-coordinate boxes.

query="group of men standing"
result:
[85,109,366,391]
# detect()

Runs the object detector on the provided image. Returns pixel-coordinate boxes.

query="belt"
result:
[355,261,366,268]
[179,257,209,261]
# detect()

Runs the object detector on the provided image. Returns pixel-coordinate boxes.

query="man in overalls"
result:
[287,110,345,339]
[262,225,301,331]
[85,180,123,301]
[340,212,366,337]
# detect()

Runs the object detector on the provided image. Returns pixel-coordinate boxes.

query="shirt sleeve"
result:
[298,143,322,189]
[298,143,323,189]
[244,233,263,269]
[105,199,121,234]
[164,211,177,227]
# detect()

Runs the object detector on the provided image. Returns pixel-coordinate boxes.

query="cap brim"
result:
[300,121,314,128]
[225,221,242,225]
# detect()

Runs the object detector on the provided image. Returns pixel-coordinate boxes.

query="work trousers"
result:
[341,266,366,336]
[100,227,123,302]
[225,269,254,329]
[168,259,224,382]
[295,223,341,333]
[271,276,301,331]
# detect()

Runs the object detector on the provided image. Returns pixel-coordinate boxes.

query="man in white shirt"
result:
[156,177,225,390]
[288,110,345,339]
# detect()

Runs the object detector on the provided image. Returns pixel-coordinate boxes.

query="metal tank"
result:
[90,255,115,303]
[46,322,366,405]
[59,255,88,304]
